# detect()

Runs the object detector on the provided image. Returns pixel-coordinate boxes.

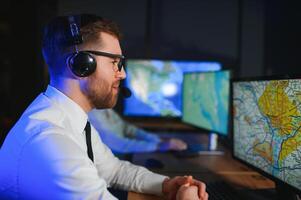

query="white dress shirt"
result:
[0,85,167,199]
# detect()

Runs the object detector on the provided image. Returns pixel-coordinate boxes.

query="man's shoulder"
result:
[9,94,68,142]
[0,94,72,167]
[25,93,66,126]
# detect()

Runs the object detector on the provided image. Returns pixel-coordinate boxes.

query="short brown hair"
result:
[42,14,122,77]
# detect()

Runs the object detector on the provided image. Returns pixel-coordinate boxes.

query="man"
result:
[88,109,187,153]
[0,14,208,199]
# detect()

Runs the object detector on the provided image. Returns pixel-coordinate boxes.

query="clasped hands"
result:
[162,175,208,200]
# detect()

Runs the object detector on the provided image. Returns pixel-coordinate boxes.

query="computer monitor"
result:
[123,59,222,117]
[232,77,301,197]
[182,70,231,136]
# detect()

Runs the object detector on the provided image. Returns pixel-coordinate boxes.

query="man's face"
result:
[81,32,126,109]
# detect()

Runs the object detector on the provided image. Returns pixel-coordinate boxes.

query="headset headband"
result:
[68,16,83,46]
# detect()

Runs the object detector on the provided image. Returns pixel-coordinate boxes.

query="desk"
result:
[128,141,275,200]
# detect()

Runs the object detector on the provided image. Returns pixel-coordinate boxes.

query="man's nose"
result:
[116,67,126,80]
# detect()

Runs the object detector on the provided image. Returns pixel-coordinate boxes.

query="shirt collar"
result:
[44,85,88,134]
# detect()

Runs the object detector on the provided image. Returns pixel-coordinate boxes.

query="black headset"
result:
[67,15,97,77]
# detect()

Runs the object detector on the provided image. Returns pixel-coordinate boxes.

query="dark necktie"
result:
[84,121,94,162]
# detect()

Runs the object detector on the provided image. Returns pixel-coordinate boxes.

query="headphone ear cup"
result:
[68,52,97,77]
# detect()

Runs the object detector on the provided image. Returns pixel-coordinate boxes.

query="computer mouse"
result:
[144,158,164,169]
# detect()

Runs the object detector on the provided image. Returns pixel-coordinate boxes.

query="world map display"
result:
[123,59,221,117]
[233,79,301,190]
[182,70,230,135]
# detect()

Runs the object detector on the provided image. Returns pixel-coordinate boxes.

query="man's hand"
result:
[162,176,208,200]
[188,178,208,200]
[167,138,187,151]
[158,138,187,152]
[176,184,199,200]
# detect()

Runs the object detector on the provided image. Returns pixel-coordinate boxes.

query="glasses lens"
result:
[118,59,124,71]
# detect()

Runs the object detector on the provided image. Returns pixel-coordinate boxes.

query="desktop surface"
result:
[129,135,275,200]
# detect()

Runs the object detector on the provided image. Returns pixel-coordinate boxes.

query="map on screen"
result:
[182,70,230,135]
[233,79,301,190]
[123,59,221,117]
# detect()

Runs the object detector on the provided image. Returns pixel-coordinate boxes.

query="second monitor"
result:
[182,70,231,136]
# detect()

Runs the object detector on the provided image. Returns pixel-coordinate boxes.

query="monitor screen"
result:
[232,78,301,192]
[182,70,230,135]
[123,59,222,117]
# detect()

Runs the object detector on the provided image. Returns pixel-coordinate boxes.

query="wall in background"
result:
[0,0,57,145]
[265,0,301,76]
[58,0,239,72]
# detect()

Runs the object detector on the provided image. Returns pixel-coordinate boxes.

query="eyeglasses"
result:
[85,50,125,72]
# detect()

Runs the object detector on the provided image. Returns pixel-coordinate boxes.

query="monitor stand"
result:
[174,133,224,157]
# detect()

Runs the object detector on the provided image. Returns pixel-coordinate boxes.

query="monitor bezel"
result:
[122,58,222,118]
[180,70,231,137]
[231,75,301,195]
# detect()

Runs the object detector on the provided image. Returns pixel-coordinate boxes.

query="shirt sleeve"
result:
[91,126,168,195]
[19,130,118,200]
[134,129,161,143]
[88,109,127,139]
[112,111,161,143]
[99,127,159,153]
[89,109,161,153]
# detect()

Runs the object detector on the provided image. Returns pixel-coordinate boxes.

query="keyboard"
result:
[207,181,242,200]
